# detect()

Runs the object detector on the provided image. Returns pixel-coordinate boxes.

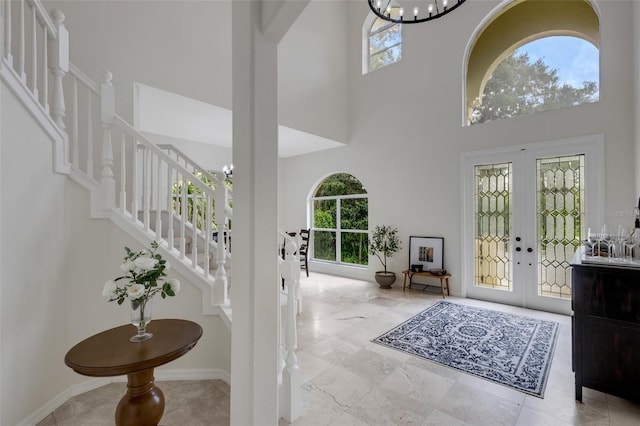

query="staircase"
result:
[1,1,302,421]
[1,0,232,309]
[67,67,232,311]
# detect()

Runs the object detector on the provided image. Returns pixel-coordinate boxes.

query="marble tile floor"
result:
[36,379,230,426]
[39,273,640,425]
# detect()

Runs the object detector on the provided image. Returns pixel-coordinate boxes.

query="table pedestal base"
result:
[115,369,164,426]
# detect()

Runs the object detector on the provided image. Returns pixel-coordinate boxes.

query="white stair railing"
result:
[278,231,302,423]
[159,144,220,184]
[2,2,70,173]
[159,143,234,258]
[67,63,98,180]
[1,0,232,305]
[2,0,302,419]
[1,1,68,121]
[64,67,231,305]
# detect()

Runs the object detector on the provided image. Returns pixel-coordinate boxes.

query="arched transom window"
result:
[465,0,600,125]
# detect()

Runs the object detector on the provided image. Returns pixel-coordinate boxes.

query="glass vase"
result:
[130,297,153,342]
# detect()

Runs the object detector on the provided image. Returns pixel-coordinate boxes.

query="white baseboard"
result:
[17,368,229,426]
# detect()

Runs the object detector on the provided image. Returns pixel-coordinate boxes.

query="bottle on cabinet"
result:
[629,197,640,259]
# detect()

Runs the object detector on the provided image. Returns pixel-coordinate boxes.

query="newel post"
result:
[100,71,116,210]
[280,240,302,423]
[47,9,68,130]
[213,171,229,305]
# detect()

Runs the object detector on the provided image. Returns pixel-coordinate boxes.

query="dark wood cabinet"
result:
[572,257,640,402]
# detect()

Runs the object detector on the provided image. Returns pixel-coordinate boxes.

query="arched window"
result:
[364,8,402,73]
[310,173,368,266]
[465,0,600,125]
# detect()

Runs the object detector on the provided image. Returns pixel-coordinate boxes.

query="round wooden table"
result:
[65,319,202,426]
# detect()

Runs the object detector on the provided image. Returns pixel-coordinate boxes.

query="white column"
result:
[230,0,280,423]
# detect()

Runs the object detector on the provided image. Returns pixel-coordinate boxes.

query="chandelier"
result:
[368,0,467,24]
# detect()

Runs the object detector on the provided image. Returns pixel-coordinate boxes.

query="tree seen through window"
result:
[311,174,368,266]
[368,8,402,72]
[471,36,599,125]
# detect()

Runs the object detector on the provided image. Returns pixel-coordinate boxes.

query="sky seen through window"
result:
[516,36,599,94]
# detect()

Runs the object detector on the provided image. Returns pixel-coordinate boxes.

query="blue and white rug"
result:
[372,301,558,397]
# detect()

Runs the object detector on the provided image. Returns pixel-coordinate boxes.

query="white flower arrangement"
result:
[102,241,180,308]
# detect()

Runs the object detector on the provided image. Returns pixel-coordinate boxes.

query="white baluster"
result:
[4,0,13,66]
[166,166,174,247]
[71,76,78,167]
[143,147,150,230]
[18,0,25,81]
[47,9,68,130]
[225,181,232,298]
[204,193,212,278]
[41,27,48,112]
[281,240,302,423]
[30,5,37,98]
[86,91,93,177]
[155,154,162,241]
[130,140,139,222]
[180,173,187,258]
[100,71,115,210]
[213,171,228,304]
[191,191,198,268]
[119,133,126,212]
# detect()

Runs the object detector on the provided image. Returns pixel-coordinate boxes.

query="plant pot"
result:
[375,271,396,288]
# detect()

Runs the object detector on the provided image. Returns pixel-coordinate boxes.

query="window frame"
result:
[363,7,402,74]
[463,0,600,125]
[310,193,369,267]
[469,35,599,125]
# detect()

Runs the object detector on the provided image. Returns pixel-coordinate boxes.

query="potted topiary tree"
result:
[369,225,402,288]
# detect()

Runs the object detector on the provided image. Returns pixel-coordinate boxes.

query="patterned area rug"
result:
[372,301,558,397]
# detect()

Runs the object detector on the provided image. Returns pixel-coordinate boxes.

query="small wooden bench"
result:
[402,270,451,298]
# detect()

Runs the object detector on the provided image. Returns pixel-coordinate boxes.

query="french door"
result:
[462,136,603,315]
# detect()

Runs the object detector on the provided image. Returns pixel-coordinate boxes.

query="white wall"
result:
[48,0,350,149]
[62,182,232,377]
[279,0,636,293]
[47,0,232,121]
[1,85,70,425]
[1,84,230,425]
[278,1,349,143]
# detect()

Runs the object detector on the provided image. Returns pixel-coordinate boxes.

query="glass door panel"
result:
[530,155,584,312]
[474,163,512,291]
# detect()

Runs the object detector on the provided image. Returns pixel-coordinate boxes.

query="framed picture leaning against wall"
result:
[409,236,444,271]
